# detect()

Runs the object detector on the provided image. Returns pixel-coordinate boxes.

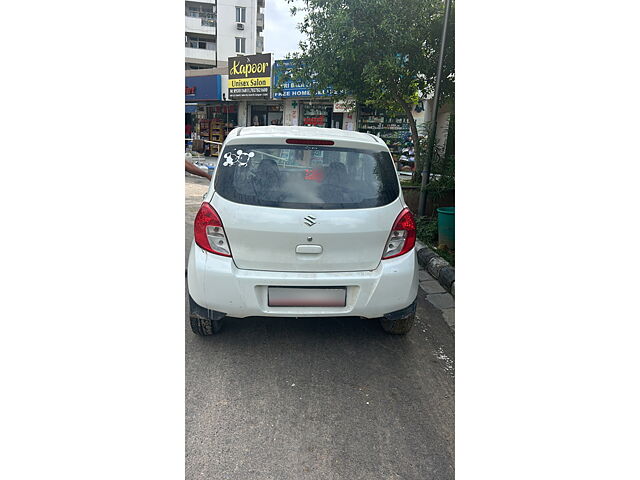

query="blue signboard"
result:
[273,60,336,98]
[185,75,222,102]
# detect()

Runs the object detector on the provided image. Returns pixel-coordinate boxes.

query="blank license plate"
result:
[268,287,346,307]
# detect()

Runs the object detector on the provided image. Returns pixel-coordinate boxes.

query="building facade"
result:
[185,0,265,71]
[186,54,446,160]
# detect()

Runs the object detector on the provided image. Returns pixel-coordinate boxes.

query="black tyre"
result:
[188,293,225,336]
[189,316,223,336]
[379,313,415,335]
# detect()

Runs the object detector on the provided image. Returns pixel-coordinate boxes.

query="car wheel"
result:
[189,315,223,336]
[379,313,415,335]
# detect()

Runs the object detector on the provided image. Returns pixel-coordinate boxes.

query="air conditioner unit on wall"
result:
[236,23,244,30]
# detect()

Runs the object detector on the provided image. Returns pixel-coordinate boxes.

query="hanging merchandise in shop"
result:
[228,53,272,99]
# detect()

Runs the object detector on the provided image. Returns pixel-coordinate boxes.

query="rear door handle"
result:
[296,244,322,254]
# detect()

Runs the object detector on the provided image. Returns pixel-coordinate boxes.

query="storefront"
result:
[357,106,412,160]
[227,53,275,129]
[331,99,357,130]
[186,74,239,156]
[301,102,332,127]
[249,102,283,126]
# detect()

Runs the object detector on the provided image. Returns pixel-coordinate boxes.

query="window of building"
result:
[235,6,246,23]
[186,3,214,17]
[235,37,246,53]
[186,35,216,50]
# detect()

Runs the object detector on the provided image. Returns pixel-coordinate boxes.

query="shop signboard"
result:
[185,75,222,102]
[332,99,355,113]
[273,60,336,98]
[228,53,272,99]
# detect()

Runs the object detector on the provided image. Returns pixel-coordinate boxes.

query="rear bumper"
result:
[189,293,417,323]
[187,241,418,319]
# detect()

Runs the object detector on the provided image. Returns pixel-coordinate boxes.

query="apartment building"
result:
[185,0,265,71]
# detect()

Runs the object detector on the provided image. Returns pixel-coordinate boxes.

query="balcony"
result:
[185,47,217,64]
[257,0,265,7]
[256,12,264,31]
[256,36,264,53]
[185,14,217,35]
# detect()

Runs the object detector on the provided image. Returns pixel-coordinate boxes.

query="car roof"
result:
[225,126,385,149]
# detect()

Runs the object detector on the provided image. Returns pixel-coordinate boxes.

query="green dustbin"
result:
[437,207,455,249]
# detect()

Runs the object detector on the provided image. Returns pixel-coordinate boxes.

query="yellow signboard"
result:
[228,53,272,99]
[229,77,271,88]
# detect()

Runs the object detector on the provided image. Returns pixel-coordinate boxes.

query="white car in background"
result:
[187,126,418,335]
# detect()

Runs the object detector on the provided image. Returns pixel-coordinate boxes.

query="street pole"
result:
[418,0,451,217]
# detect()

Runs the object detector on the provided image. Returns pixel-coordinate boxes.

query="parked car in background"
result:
[187,126,418,335]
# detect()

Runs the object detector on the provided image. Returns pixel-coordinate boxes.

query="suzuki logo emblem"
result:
[303,215,317,227]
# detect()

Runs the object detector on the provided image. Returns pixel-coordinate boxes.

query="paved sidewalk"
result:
[416,241,455,332]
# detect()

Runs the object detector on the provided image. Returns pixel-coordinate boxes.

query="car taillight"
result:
[194,203,231,257]
[382,208,416,259]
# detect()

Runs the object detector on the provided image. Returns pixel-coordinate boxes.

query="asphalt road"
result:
[185,175,455,479]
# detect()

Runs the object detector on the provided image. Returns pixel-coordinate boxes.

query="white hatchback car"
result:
[187,126,418,335]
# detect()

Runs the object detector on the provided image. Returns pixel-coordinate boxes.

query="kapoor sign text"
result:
[229,60,269,77]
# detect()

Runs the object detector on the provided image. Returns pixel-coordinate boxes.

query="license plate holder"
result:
[268,287,346,307]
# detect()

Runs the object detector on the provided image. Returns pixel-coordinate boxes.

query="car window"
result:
[214,144,400,209]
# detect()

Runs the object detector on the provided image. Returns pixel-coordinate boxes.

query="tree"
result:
[284,0,454,182]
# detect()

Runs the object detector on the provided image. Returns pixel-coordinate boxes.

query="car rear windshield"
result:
[214,144,400,209]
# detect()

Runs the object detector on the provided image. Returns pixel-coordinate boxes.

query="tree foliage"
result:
[286,0,454,102]
[284,0,454,179]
